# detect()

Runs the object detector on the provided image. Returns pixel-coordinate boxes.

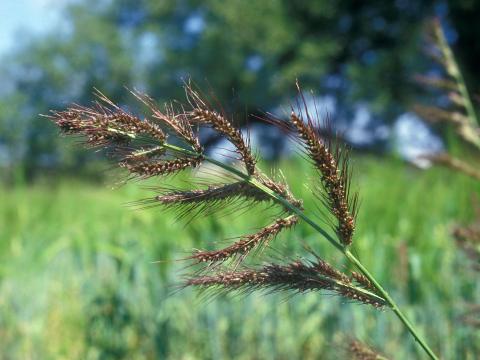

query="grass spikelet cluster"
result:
[49,92,166,148]
[131,89,202,152]
[267,82,358,246]
[47,90,201,179]
[185,83,257,174]
[185,255,386,308]
[155,182,270,206]
[189,215,298,265]
[290,109,357,246]
[123,157,201,179]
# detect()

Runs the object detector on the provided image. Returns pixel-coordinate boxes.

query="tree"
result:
[3,0,464,180]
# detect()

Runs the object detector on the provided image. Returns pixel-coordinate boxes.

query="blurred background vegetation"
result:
[0,0,479,359]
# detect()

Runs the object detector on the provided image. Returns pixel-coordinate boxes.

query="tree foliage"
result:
[3,0,479,179]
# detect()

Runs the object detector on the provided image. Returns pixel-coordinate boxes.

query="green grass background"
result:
[1,156,479,359]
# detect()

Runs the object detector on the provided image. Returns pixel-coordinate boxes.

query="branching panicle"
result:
[50,83,439,359]
[48,91,204,180]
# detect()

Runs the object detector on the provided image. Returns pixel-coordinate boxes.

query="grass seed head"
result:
[130,89,201,152]
[290,110,356,246]
[185,255,386,308]
[190,215,298,264]
[49,103,166,149]
[186,85,257,175]
[122,157,201,178]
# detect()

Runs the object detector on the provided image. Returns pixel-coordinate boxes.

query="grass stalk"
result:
[434,20,479,128]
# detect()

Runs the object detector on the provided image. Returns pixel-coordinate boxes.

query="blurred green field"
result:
[1,156,479,359]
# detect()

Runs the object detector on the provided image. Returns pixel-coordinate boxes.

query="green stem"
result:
[163,143,439,360]
[344,251,438,360]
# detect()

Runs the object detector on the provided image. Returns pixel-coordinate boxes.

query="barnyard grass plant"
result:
[48,82,438,359]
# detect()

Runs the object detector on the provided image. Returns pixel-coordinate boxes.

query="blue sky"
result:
[0,0,67,55]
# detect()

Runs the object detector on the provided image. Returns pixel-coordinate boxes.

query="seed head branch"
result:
[185,256,386,308]
[122,157,201,179]
[47,91,202,178]
[190,215,298,264]
[415,18,480,150]
[142,181,274,220]
[130,90,202,152]
[185,85,257,175]
[48,102,165,148]
[288,98,357,246]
